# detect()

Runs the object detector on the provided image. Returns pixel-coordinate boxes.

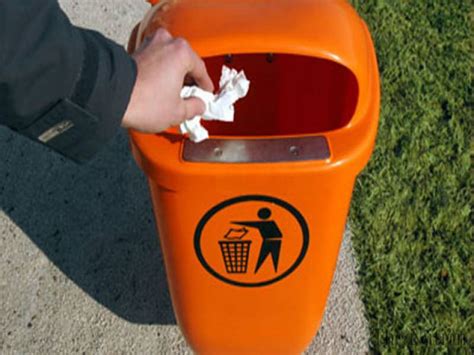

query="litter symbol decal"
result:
[194,195,309,287]
[219,228,251,273]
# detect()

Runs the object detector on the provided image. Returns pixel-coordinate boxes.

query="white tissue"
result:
[180,66,250,142]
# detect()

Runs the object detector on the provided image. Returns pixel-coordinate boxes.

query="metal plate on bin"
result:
[182,136,330,163]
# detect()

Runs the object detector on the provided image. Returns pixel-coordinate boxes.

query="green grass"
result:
[348,1,473,353]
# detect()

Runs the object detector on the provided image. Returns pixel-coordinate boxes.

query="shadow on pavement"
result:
[0,127,176,325]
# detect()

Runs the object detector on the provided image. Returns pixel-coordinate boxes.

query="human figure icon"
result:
[232,208,282,273]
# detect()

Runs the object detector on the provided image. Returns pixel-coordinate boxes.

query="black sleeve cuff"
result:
[20,29,137,163]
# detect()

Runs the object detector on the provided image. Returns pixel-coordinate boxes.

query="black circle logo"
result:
[194,195,309,287]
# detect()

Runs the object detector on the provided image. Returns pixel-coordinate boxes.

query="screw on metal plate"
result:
[214,147,223,157]
[266,53,275,63]
[289,145,300,156]
[224,54,233,64]
[183,137,330,163]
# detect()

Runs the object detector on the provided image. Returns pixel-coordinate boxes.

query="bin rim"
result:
[129,0,380,185]
[137,0,374,124]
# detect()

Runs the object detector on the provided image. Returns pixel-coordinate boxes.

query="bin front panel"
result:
[147,167,355,354]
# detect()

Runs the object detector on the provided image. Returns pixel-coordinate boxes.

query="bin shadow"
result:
[0,128,176,325]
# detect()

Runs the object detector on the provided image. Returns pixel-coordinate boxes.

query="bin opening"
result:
[202,54,358,136]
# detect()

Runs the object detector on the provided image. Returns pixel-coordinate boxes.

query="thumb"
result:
[178,97,206,123]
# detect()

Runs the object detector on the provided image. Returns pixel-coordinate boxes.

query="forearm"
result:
[0,0,136,162]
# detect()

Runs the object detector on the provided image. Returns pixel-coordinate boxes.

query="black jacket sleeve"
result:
[0,0,137,162]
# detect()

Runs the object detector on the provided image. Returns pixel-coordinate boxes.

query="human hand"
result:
[121,28,214,132]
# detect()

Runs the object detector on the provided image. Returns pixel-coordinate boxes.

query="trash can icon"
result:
[128,0,380,354]
[219,228,251,274]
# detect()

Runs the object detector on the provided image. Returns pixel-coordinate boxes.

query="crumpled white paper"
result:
[179,66,250,142]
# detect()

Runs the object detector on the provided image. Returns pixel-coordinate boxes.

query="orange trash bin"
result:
[128,1,380,354]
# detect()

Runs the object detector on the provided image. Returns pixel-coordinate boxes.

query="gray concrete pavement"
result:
[0,1,369,353]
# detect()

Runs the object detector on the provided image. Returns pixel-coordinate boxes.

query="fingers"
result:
[176,97,206,124]
[137,28,172,52]
[144,30,214,93]
[152,28,173,44]
[171,37,214,92]
[185,49,215,92]
[128,28,214,132]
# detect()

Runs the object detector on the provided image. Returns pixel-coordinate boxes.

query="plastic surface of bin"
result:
[128,1,379,354]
